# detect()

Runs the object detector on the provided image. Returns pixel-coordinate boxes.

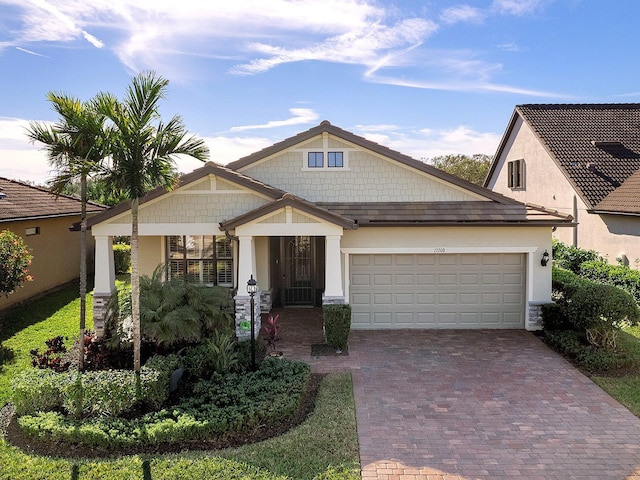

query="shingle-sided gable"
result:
[228,121,511,204]
[488,104,640,211]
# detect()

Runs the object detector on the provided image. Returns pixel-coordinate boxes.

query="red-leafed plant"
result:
[263,314,280,351]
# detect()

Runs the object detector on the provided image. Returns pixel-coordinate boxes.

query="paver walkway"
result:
[274,308,640,479]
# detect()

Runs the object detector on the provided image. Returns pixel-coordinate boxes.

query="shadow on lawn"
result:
[0,279,92,343]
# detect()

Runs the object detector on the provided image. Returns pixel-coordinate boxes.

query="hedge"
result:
[579,260,640,305]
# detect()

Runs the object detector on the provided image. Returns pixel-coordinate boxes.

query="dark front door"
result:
[270,236,325,307]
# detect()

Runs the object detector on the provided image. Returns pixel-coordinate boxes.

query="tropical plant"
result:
[95,71,209,371]
[263,313,280,351]
[0,230,33,296]
[26,93,108,370]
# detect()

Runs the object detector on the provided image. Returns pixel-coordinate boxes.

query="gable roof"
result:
[0,177,105,223]
[228,120,521,205]
[87,161,286,227]
[220,193,357,231]
[487,104,640,214]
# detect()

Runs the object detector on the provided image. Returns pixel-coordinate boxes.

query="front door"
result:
[270,236,325,307]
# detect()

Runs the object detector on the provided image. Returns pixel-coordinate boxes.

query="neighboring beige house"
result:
[0,178,105,310]
[88,121,572,337]
[485,104,640,265]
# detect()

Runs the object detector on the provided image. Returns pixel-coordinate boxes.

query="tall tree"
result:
[430,154,492,185]
[96,72,209,372]
[26,93,107,370]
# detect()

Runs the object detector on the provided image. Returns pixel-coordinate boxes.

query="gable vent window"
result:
[308,152,324,168]
[167,235,233,287]
[328,151,343,167]
[507,159,525,190]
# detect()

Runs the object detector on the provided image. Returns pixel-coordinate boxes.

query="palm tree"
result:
[26,93,108,371]
[96,72,209,372]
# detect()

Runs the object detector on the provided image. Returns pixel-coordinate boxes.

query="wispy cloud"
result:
[440,5,486,25]
[230,108,319,132]
[15,46,49,57]
[491,0,546,16]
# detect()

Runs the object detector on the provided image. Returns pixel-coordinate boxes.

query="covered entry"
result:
[349,253,526,329]
[270,236,326,307]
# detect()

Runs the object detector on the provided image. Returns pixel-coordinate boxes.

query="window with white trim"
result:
[507,159,525,189]
[328,151,343,167]
[308,152,324,168]
[167,235,233,286]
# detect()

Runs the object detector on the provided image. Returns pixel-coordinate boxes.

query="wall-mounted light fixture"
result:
[541,250,550,267]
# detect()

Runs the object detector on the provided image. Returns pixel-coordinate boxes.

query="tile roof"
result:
[492,104,640,213]
[593,169,640,214]
[0,177,105,222]
[316,202,573,226]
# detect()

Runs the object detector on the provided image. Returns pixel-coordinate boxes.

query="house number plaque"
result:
[433,248,445,253]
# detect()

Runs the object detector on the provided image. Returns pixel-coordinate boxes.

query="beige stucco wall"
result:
[239,139,485,203]
[486,117,640,264]
[341,225,552,303]
[0,216,96,311]
[138,236,163,278]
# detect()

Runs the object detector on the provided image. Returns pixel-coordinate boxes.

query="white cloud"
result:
[230,109,319,132]
[352,124,502,162]
[440,5,485,25]
[491,0,545,16]
[15,46,49,57]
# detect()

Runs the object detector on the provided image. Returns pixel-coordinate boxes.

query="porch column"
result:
[93,235,116,338]
[323,235,345,304]
[234,235,261,339]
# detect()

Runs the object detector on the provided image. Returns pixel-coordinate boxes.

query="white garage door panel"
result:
[350,253,525,329]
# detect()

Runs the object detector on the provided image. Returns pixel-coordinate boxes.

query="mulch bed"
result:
[311,344,348,356]
[0,373,324,460]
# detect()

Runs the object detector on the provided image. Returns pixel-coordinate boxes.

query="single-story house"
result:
[0,177,105,311]
[485,103,640,265]
[88,121,573,337]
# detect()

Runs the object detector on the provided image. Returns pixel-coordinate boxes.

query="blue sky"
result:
[1,0,639,185]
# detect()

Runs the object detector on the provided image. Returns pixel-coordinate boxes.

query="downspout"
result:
[572,195,578,247]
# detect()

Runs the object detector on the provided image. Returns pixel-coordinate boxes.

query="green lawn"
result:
[591,326,640,417]
[0,281,360,480]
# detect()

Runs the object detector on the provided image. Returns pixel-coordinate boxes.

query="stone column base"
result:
[234,293,262,340]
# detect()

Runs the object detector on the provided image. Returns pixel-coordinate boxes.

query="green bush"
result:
[544,330,631,372]
[17,358,310,448]
[565,283,640,348]
[541,302,571,331]
[323,304,352,351]
[11,360,175,418]
[552,239,599,273]
[184,331,239,378]
[236,336,267,371]
[580,260,640,305]
[113,243,131,274]
[0,229,33,296]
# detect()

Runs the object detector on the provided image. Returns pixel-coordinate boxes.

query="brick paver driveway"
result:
[294,327,640,480]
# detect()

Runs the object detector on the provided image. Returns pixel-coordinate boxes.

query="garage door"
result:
[350,253,525,329]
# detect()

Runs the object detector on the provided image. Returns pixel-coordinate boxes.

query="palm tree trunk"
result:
[131,197,141,372]
[78,173,87,371]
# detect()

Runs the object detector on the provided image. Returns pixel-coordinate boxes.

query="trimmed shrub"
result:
[552,240,599,273]
[323,304,352,351]
[17,358,310,448]
[543,330,631,372]
[565,282,640,348]
[579,260,640,305]
[113,243,131,274]
[11,357,177,418]
[541,302,571,331]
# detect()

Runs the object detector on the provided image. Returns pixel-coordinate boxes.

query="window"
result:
[507,159,525,189]
[308,152,324,168]
[167,235,233,286]
[327,151,343,167]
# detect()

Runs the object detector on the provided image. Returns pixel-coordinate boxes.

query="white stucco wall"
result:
[487,117,640,264]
